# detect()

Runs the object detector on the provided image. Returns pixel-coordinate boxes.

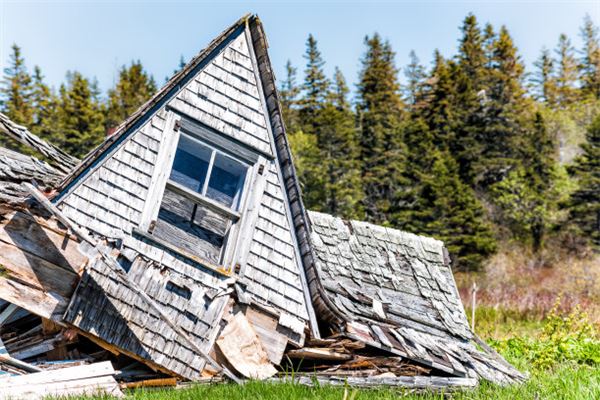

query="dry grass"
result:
[455,244,600,327]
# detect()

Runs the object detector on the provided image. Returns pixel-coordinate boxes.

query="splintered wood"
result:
[216,312,277,379]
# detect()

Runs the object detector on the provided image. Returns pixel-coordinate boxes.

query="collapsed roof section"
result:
[0,14,525,391]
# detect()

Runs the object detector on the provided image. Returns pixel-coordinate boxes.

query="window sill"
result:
[132,227,233,278]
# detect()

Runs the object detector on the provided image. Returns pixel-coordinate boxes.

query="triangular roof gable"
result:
[53,15,320,338]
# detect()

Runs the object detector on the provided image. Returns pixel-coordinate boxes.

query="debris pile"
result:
[0,13,524,399]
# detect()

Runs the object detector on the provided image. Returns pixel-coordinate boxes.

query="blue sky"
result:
[1,1,598,97]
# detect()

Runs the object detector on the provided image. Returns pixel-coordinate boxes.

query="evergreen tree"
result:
[55,71,106,158]
[30,66,59,144]
[0,44,33,126]
[417,152,497,270]
[452,14,488,183]
[492,113,558,252]
[298,34,329,133]
[579,15,600,99]
[421,51,459,150]
[279,60,300,133]
[356,33,406,223]
[554,33,580,105]
[567,115,600,248]
[315,68,363,219]
[106,61,156,130]
[403,50,425,106]
[532,48,558,106]
[288,129,324,209]
[473,25,529,187]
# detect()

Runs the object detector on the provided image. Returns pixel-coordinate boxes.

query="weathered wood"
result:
[0,304,18,325]
[138,111,181,232]
[0,275,68,321]
[0,361,122,399]
[0,112,79,174]
[286,348,352,362]
[122,377,178,389]
[216,312,276,379]
[244,306,288,365]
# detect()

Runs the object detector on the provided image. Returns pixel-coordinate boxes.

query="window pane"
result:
[206,153,247,209]
[154,188,230,264]
[170,134,212,193]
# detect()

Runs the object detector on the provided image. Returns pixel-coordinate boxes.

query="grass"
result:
[71,363,599,400]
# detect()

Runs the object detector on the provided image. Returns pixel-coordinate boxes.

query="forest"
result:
[1,13,598,275]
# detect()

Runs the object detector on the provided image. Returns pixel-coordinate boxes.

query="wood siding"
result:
[58,111,166,239]
[56,28,309,338]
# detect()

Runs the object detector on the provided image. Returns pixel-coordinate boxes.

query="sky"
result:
[1,1,599,97]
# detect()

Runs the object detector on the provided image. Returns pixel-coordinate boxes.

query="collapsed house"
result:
[0,14,524,398]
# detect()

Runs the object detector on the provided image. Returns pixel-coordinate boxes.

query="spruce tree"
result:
[356,33,406,223]
[532,48,558,106]
[56,71,106,158]
[452,14,488,183]
[417,152,497,271]
[473,25,529,187]
[421,51,459,150]
[106,61,156,130]
[403,50,425,106]
[279,60,300,133]
[1,44,33,126]
[298,34,329,133]
[579,15,600,99]
[491,113,558,252]
[30,66,59,144]
[0,44,36,153]
[316,68,363,219]
[568,115,600,248]
[555,33,580,105]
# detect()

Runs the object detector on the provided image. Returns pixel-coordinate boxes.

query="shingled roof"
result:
[307,211,524,384]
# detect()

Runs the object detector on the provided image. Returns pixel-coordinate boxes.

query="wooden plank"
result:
[138,111,181,232]
[0,211,86,273]
[244,306,287,365]
[216,312,276,380]
[0,361,122,399]
[286,348,352,361]
[0,276,67,321]
[0,240,78,299]
[0,304,18,325]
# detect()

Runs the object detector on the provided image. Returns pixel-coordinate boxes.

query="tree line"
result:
[1,13,598,270]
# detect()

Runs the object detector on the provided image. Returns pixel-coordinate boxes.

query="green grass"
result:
[72,365,599,400]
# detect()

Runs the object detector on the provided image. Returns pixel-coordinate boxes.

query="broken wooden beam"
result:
[286,347,353,361]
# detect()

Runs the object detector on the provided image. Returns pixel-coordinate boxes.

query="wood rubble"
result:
[0,14,525,398]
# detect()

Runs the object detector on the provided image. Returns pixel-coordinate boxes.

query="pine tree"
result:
[579,14,600,99]
[403,50,425,106]
[356,33,406,223]
[279,60,300,133]
[106,61,156,130]
[421,51,459,150]
[288,129,325,209]
[299,34,330,133]
[473,25,529,187]
[492,113,558,252]
[567,114,600,248]
[55,71,106,158]
[30,66,59,144]
[315,68,363,219]
[0,44,33,126]
[452,14,488,183]
[417,153,497,271]
[555,33,580,105]
[532,48,558,106]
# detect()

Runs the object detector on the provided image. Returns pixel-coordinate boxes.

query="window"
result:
[151,131,250,265]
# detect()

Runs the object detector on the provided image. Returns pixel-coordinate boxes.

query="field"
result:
[69,249,600,399]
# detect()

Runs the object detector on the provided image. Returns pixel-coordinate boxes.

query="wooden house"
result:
[0,14,524,390]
